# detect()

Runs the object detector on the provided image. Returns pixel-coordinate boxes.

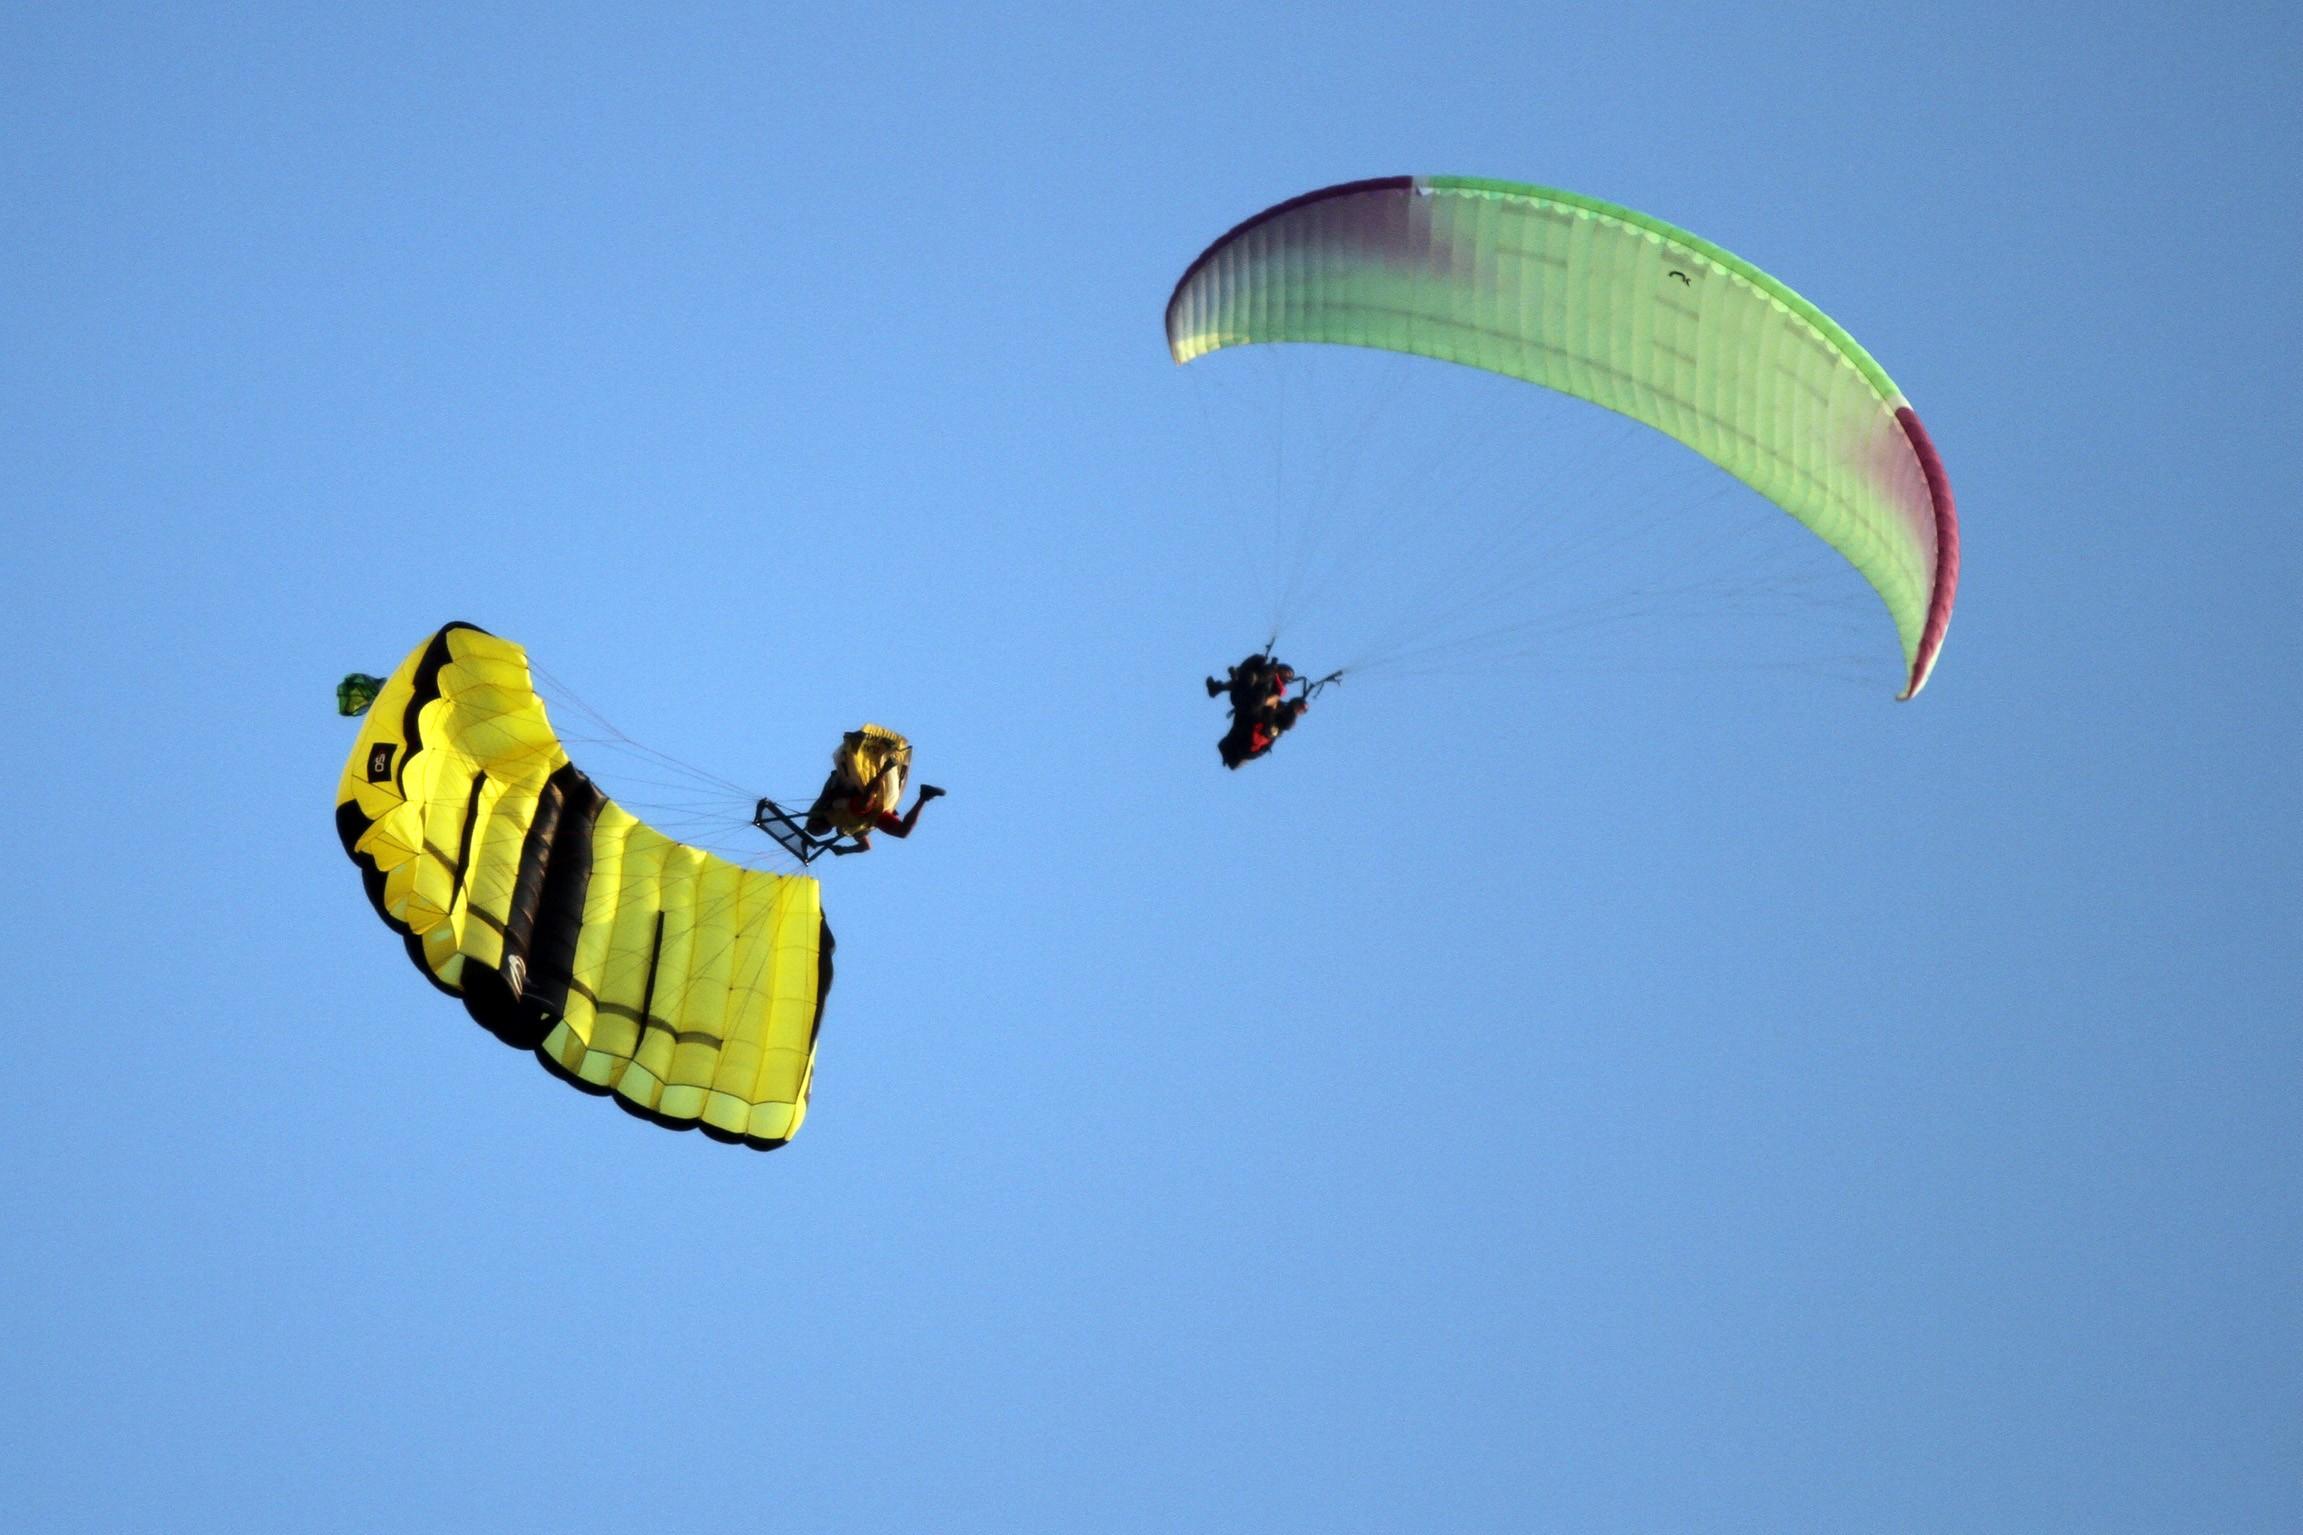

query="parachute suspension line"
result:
[1271,345,1288,638]
[1262,349,1436,644]
[1406,465,1877,685]
[1365,412,1672,652]
[1189,365,1275,639]
[1328,413,1860,686]
[1335,370,1547,629]
[518,659,835,871]
[1340,539,1882,686]
[527,660,755,802]
[399,673,799,877]
[1223,359,1661,686]
[1187,356,1314,646]
[1203,354,1873,693]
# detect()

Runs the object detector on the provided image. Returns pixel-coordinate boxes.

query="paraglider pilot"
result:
[1206,653,1316,770]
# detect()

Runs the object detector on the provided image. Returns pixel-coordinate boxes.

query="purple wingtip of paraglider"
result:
[1163,176,1418,355]
[1895,406,1958,699]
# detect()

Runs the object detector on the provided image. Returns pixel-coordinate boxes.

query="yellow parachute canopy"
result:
[335,623,832,1150]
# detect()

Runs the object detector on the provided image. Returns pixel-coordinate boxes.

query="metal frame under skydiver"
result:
[752,725,943,864]
[1204,652,1340,769]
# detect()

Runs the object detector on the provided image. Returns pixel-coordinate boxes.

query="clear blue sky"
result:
[4,3,2297,1531]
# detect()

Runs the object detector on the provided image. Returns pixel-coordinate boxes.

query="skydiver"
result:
[803,728,944,855]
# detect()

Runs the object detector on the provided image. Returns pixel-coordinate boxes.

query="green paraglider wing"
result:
[1165,176,1958,697]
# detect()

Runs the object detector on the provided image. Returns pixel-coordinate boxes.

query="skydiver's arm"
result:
[871,804,924,839]
[868,784,943,840]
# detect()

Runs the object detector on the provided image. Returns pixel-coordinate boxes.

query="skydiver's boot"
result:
[917,784,946,803]
[1206,676,1226,697]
